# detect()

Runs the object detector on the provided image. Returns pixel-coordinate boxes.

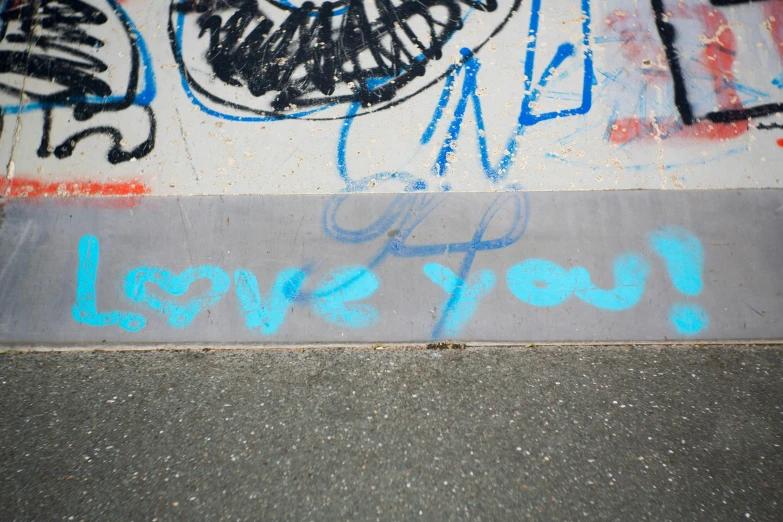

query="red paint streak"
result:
[605,10,670,87]
[609,118,640,144]
[3,176,150,208]
[777,138,783,148]
[5,177,149,198]
[608,117,746,145]
[764,2,783,61]
[695,6,748,137]
[605,6,748,145]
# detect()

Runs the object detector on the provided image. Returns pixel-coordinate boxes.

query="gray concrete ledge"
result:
[2,340,783,354]
[1,189,782,345]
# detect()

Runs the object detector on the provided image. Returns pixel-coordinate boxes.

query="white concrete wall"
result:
[1,0,782,197]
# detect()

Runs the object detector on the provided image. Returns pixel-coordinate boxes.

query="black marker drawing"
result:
[0,0,156,164]
[709,0,764,6]
[169,0,521,119]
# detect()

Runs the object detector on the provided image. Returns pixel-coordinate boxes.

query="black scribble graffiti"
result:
[710,0,764,5]
[652,0,783,125]
[170,0,521,118]
[0,0,156,164]
[756,122,783,130]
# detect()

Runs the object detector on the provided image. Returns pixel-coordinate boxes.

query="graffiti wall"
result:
[0,0,781,196]
[0,1,781,345]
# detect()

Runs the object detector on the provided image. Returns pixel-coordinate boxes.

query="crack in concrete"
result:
[174,107,198,181]
[3,0,44,197]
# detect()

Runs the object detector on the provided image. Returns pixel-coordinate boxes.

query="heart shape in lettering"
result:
[124,266,231,328]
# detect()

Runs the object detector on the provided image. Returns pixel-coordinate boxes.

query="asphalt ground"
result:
[1,345,781,521]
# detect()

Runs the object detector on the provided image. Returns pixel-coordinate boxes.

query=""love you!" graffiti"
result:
[72,223,709,340]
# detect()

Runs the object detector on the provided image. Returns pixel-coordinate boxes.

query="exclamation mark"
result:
[649,227,709,335]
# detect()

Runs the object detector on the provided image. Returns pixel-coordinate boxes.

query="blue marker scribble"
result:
[73,235,146,332]
[519,0,593,125]
[336,102,428,192]
[324,193,528,269]
[420,72,458,145]
[312,266,379,328]
[424,263,496,337]
[274,0,348,16]
[124,266,231,328]
[425,0,593,182]
[336,0,593,190]
[235,269,306,335]
[323,192,529,338]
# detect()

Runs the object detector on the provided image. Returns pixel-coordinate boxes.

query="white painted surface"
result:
[1,0,782,196]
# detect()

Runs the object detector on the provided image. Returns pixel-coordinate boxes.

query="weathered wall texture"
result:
[0,0,782,196]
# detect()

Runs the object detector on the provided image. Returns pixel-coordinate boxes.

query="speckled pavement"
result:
[1,345,781,521]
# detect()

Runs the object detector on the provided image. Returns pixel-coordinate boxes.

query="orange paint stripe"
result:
[4,176,150,198]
